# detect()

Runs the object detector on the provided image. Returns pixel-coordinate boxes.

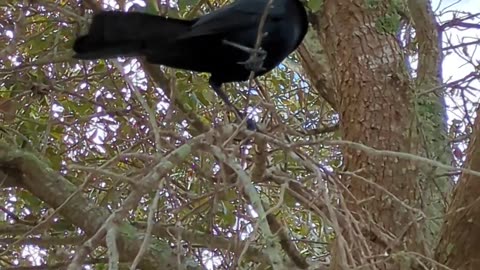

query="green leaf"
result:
[307,0,323,12]
[178,0,199,11]
[195,89,211,107]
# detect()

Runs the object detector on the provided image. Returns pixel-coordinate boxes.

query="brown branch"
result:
[407,0,442,84]
[435,104,480,269]
[297,42,336,109]
[132,223,271,264]
[0,236,85,247]
[439,12,480,30]
[266,213,309,269]
[4,258,107,270]
[0,142,201,270]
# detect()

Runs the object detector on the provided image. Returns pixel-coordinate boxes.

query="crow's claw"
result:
[223,39,267,72]
[237,49,267,72]
[209,79,257,130]
[237,111,257,131]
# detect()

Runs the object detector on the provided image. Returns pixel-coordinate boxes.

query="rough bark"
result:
[435,105,480,270]
[316,0,426,268]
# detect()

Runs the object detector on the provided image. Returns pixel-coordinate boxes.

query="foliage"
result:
[0,0,479,269]
[0,0,336,268]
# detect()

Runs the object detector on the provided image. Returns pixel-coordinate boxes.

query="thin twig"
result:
[106,226,119,270]
[130,180,164,270]
[206,144,285,269]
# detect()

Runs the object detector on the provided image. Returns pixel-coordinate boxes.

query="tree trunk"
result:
[310,0,434,268]
[300,0,456,266]
[435,105,480,270]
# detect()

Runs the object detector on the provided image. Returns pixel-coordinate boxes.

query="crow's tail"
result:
[73,11,193,59]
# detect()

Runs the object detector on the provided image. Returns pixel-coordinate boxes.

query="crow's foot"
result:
[209,79,257,130]
[223,39,267,72]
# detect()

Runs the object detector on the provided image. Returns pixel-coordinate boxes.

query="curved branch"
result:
[0,142,201,270]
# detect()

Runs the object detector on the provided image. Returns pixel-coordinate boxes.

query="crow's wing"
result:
[179,0,286,39]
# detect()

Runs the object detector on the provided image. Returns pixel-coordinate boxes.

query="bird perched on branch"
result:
[73,0,308,129]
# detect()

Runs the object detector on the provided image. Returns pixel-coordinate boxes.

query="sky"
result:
[433,0,480,123]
